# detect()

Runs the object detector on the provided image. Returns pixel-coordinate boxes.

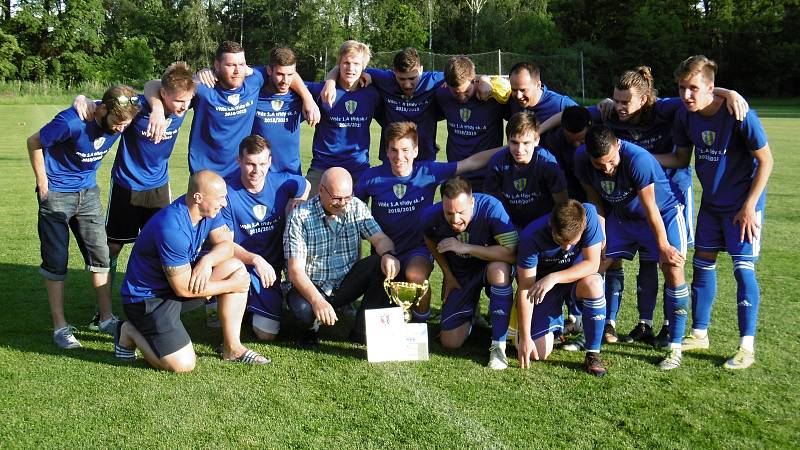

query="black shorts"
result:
[106,181,171,243]
[123,297,191,359]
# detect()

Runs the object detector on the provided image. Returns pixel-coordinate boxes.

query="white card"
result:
[365,307,429,362]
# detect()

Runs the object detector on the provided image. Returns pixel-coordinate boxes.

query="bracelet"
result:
[380,250,397,258]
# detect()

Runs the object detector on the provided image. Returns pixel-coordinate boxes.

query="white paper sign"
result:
[365,307,429,362]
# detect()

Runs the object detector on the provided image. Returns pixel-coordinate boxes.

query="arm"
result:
[638,184,684,267]
[71,95,96,121]
[435,238,517,265]
[366,231,400,280]
[733,145,773,243]
[26,132,48,201]
[290,73,320,126]
[654,145,692,169]
[425,235,461,302]
[232,243,275,288]
[713,87,748,121]
[538,111,562,135]
[186,226,237,294]
[581,183,606,217]
[287,257,337,326]
[454,146,505,175]
[530,242,602,305]
[516,265,538,368]
[143,79,167,144]
[286,180,311,213]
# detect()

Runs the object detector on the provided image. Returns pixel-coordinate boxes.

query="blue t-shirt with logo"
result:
[575,140,679,220]
[38,107,123,192]
[421,193,518,281]
[221,173,307,268]
[484,146,567,229]
[517,203,604,277]
[511,85,578,124]
[367,68,446,162]
[672,103,769,214]
[307,82,381,175]
[121,196,226,303]
[355,161,457,255]
[188,67,266,179]
[112,95,187,190]
[252,88,303,175]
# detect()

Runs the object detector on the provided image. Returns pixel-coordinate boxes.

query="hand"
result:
[312,297,337,326]
[725,90,749,121]
[597,98,614,121]
[196,68,217,88]
[517,335,538,369]
[358,71,372,87]
[189,259,213,294]
[475,77,492,101]
[145,111,167,144]
[285,198,305,214]
[441,273,462,303]
[320,79,337,107]
[529,275,557,305]
[381,254,400,280]
[36,183,49,202]
[231,268,251,293]
[73,95,96,121]
[437,237,468,255]
[733,205,760,243]
[303,99,320,126]
[659,245,685,268]
[252,256,276,288]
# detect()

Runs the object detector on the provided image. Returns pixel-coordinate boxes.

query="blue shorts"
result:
[528,283,573,339]
[440,264,514,331]
[398,246,433,268]
[695,207,763,260]
[246,268,284,333]
[606,205,687,262]
[678,185,695,247]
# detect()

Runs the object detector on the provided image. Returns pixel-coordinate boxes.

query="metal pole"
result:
[497,49,502,76]
[239,0,245,44]
[580,51,585,103]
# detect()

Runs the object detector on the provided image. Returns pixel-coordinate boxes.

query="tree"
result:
[0,29,20,80]
[169,0,217,70]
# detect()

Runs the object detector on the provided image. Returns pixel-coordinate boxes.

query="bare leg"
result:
[46,279,67,329]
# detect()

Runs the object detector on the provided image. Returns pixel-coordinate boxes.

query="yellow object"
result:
[489,76,511,104]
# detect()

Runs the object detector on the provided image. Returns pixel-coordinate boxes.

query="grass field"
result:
[1,100,799,448]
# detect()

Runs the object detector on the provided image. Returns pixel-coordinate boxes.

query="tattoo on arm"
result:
[163,264,191,278]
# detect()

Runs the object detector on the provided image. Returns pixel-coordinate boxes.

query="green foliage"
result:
[0,29,20,80]
[168,0,217,71]
[370,1,428,51]
[106,37,158,84]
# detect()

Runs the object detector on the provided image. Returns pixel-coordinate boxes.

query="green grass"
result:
[1,102,799,448]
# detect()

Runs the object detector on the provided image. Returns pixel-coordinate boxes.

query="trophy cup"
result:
[383,279,430,322]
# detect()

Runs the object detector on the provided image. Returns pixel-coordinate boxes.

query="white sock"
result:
[691,328,708,339]
[739,336,755,352]
[606,319,616,327]
[663,320,670,326]
[640,319,653,327]
[491,340,506,350]
[670,343,682,352]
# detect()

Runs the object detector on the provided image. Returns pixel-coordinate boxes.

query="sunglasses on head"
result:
[111,95,140,107]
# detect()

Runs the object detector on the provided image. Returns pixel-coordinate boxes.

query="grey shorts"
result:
[37,186,109,280]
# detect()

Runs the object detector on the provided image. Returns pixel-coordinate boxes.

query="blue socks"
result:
[733,259,760,337]
[581,295,606,352]
[605,268,624,323]
[489,285,513,342]
[665,283,690,345]
[691,257,717,330]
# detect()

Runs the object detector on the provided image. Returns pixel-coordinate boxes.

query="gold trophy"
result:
[383,279,430,322]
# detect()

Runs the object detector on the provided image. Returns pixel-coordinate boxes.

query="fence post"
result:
[497,49,502,76]
[580,51,585,103]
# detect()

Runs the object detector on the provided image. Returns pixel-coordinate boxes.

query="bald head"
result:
[319,167,353,215]
[188,170,225,196]
[187,170,228,219]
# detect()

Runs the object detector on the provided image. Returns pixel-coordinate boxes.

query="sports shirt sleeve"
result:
[38,111,75,148]
[740,110,769,151]
[488,199,519,248]
[628,151,659,191]
[671,109,692,148]
[516,222,540,269]
[582,203,605,247]
[157,223,192,268]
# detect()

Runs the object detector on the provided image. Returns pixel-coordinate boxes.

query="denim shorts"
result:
[37,186,110,280]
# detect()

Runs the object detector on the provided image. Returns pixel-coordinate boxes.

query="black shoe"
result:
[348,329,367,346]
[300,329,320,348]
[584,352,607,377]
[87,312,101,331]
[622,322,655,344]
[653,324,670,349]
[603,323,618,344]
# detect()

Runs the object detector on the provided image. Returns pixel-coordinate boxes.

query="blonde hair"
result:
[444,56,476,87]
[337,40,371,66]
[674,55,718,83]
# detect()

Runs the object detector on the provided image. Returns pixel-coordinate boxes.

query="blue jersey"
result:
[355,161,457,255]
[112,96,187,190]
[222,173,307,268]
[121,196,226,303]
[435,87,508,180]
[484,146,567,229]
[307,82,381,174]
[252,88,303,175]
[672,103,769,214]
[542,128,586,202]
[589,97,692,193]
[517,203,604,277]
[511,85,578,124]
[188,67,265,179]
[38,107,122,192]
[575,140,679,220]
[367,68,445,162]
[421,193,518,281]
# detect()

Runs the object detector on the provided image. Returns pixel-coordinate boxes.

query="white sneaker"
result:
[487,344,508,370]
[724,347,755,370]
[681,333,710,351]
[53,325,81,349]
[658,349,682,370]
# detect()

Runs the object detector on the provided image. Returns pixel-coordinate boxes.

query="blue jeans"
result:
[37,186,110,280]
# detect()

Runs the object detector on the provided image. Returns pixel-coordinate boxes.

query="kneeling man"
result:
[115,170,269,372]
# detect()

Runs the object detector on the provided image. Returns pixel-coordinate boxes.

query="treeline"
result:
[1,0,798,97]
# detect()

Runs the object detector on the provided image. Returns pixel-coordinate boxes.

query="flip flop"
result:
[230,348,271,365]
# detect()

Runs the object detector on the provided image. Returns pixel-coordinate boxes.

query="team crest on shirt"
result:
[514,178,527,192]
[457,232,469,243]
[701,130,716,146]
[345,100,358,114]
[252,204,268,221]
[393,184,407,199]
[459,107,471,123]
[601,180,615,195]
[271,100,284,111]
[228,94,240,106]
[93,137,106,150]
[629,129,642,141]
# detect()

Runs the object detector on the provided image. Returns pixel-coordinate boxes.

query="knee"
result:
[577,274,604,298]
[486,262,511,286]
[288,294,315,327]
[162,353,196,374]
[440,328,467,349]
[253,327,278,341]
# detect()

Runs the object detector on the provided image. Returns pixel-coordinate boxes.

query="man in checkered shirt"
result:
[284,167,401,346]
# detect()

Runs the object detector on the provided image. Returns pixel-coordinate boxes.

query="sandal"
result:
[230,348,271,365]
